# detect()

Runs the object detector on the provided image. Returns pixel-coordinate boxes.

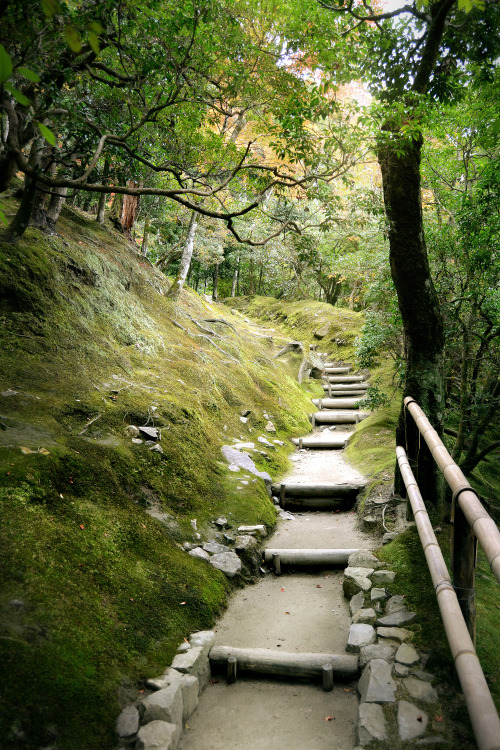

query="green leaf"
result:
[65,25,83,53]
[37,122,57,146]
[88,31,100,56]
[18,67,41,83]
[41,0,61,18]
[90,21,103,34]
[0,207,8,226]
[4,83,30,106]
[0,44,13,83]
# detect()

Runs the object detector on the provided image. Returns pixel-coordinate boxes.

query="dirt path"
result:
[179,437,376,750]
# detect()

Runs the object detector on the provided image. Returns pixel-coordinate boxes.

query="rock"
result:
[146,668,198,718]
[403,677,439,703]
[125,425,140,437]
[359,643,397,669]
[346,624,376,652]
[132,438,143,444]
[397,700,428,741]
[214,517,229,529]
[394,663,410,677]
[189,631,216,652]
[352,608,377,625]
[139,683,183,743]
[241,410,251,417]
[350,591,365,616]
[383,532,399,544]
[138,426,160,440]
[265,421,276,433]
[314,323,330,339]
[116,706,139,739]
[145,440,156,447]
[237,525,267,537]
[278,511,295,520]
[396,643,420,666]
[363,515,379,530]
[188,547,210,562]
[234,535,257,551]
[357,702,388,746]
[273,440,284,446]
[149,444,164,453]
[386,595,407,614]
[376,611,418,627]
[257,435,275,448]
[8,599,25,609]
[370,588,387,603]
[202,541,230,555]
[209,551,241,578]
[343,567,374,597]
[348,551,381,569]
[177,642,191,653]
[416,738,447,746]
[358,659,397,703]
[411,669,435,683]
[223,533,235,544]
[233,442,255,451]
[370,570,396,586]
[240,416,248,423]
[135,720,178,750]
[221,446,272,489]
[376,627,413,643]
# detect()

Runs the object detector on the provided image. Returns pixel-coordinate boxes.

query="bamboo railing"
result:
[396,445,500,750]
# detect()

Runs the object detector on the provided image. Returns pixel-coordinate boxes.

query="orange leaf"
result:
[285,611,290,615]
[434,716,443,722]
[316,584,322,588]
[324,715,332,721]
[79,524,84,529]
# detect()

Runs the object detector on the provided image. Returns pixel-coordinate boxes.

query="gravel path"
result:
[179,436,375,750]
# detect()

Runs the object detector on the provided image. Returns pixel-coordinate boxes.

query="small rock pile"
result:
[183,521,267,579]
[115,630,215,750]
[343,551,448,748]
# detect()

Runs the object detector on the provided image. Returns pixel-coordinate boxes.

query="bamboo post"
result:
[318,398,323,411]
[322,663,333,692]
[311,414,316,427]
[227,656,237,684]
[298,438,303,450]
[451,497,477,644]
[272,553,281,576]
[280,484,286,508]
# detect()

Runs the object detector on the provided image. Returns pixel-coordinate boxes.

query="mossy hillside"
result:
[0,203,318,750]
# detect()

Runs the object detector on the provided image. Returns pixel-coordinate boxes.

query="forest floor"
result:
[179,430,377,750]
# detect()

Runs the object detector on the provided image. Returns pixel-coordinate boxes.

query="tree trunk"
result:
[141,215,151,256]
[167,210,198,300]
[121,180,140,239]
[213,262,219,301]
[46,186,68,233]
[249,255,255,294]
[378,132,445,507]
[96,156,110,224]
[1,137,45,242]
[231,257,240,297]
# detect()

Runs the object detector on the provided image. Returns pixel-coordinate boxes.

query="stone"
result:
[202,541,230,555]
[279,511,295,520]
[145,440,156,447]
[189,631,216,651]
[171,647,205,675]
[358,659,396,703]
[383,532,399,544]
[359,643,397,669]
[233,442,255,451]
[411,669,435,683]
[363,515,379,530]
[214,517,229,528]
[234,535,257,551]
[370,570,396,586]
[397,700,428,741]
[376,627,413,643]
[237,525,267,537]
[352,608,377,625]
[221,445,272,489]
[348,551,381,569]
[370,588,387,603]
[209,551,241,578]
[177,642,191,653]
[139,684,183,744]
[376,611,418,627]
[135,720,178,750]
[265,421,276,433]
[273,440,284,446]
[188,547,210,562]
[138,426,160,440]
[346,624,376,652]
[416,738,447,746]
[396,643,420,666]
[125,425,140,437]
[116,706,139,739]
[357,702,388,746]
[403,677,439,703]
[257,436,275,448]
[343,567,374,597]
[240,416,248,423]
[349,591,365,616]
[386,595,407,614]
[145,668,198,718]
[149,444,164,453]
[132,438,143,444]
[393,663,410,678]
[314,323,330,339]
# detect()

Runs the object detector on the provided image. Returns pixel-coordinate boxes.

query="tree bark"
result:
[213,262,219,301]
[96,156,110,224]
[167,210,198,300]
[1,137,45,242]
[46,186,68,233]
[141,215,151,256]
[378,132,445,506]
[231,257,239,297]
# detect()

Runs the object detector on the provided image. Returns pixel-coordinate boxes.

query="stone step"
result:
[312,398,364,410]
[291,434,351,449]
[311,410,371,424]
[264,548,360,567]
[209,646,359,683]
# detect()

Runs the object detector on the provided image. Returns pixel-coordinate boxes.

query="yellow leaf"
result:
[21,446,33,454]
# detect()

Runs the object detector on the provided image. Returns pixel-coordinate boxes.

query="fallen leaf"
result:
[79,524,85,530]
[38,447,50,455]
[280,587,285,592]
[434,716,443,722]
[209,679,220,685]
[324,715,332,721]
[141,523,146,528]
[285,611,290,615]
[180,601,186,605]
[129,598,134,602]
[139,689,144,694]
[344,688,353,692]
[21,446,33,454]
[316,584,322,588]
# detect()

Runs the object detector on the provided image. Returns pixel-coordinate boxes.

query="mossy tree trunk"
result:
[167,210,198,300]
[96,156,110,224]
[378,132,445,507]
[2,136,45,242]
